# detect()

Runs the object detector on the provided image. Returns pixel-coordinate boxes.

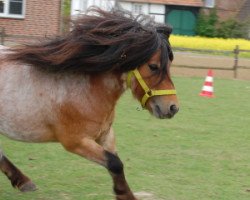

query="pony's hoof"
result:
[19,181,37,192]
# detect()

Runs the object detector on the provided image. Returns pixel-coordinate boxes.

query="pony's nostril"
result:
[169,104,179,115]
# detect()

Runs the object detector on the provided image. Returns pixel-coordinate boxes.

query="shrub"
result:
[216,18,248,39]
[195,9,249,39]
[195,9,218,37]
[169,35,250,57]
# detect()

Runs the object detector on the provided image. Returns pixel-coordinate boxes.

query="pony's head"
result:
[127,41,179,119]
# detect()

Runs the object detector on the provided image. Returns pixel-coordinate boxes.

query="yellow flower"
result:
[169,35,250,57]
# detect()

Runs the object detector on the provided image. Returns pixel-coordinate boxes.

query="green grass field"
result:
[0,76,250,200]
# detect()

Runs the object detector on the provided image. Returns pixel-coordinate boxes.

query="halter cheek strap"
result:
[127,69,177,108]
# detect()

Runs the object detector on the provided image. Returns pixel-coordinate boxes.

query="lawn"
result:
[0,76,250,200]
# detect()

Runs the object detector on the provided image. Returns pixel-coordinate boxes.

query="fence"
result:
[233,45,250,78]
[173,46,250,79]
[1,27,250,79]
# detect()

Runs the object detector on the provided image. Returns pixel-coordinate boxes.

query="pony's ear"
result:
[156,25,172,39]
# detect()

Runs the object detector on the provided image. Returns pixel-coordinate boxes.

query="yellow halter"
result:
[127,69,177,108]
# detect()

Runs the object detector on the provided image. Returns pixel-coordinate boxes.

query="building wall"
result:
[237,0,250,21]
[71,0,115,15]
[119,2,165,23]
[0,0,62,43]
[215,0,245,20]
[71,0,165,23]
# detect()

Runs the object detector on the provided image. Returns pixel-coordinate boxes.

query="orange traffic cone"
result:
[199,69,215,98]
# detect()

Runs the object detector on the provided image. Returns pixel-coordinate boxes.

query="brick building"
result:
[71,0,204,36]
[206,0,245,20]
[1,0,249,42]
[0,0,62,44]
[237,0,250,21]
[206,0,250,38]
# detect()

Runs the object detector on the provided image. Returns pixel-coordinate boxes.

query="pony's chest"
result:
[56,101,115,139]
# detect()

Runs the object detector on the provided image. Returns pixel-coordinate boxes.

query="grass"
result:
[1,76,250,200]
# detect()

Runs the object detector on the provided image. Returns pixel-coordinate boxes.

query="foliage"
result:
[216,18,249,39]
[1,77,250,200]
[62,0,71,33]
[169,35,250,57]
[63,0,71,17]
[195,9,249,39]
[170,35,250,51]
[195,9,218,37]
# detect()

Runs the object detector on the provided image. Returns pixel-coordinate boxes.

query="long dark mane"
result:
[8,8,173,75]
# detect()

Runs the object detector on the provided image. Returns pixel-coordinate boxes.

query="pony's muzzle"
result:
[154,103,179,119]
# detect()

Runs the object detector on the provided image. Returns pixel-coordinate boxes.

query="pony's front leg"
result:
[105,151,138,200]
[0,150,36,192]
[99,128,138,200]
[61,138,137,200]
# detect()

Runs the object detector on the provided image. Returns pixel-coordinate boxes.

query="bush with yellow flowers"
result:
[170,35,250,57]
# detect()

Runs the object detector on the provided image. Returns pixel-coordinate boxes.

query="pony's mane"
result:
[8,8,173,75]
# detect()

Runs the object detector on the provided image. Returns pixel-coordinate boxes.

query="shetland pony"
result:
[0,8,179,200]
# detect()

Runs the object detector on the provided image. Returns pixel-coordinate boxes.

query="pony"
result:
[0,8,179,200]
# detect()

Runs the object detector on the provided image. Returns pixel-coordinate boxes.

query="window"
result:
[132,4,143,15]
[78,0,87,13]
[0,1,4,13]
[72,0,88,15]
[0,0,25,18]
[204,0,215,8]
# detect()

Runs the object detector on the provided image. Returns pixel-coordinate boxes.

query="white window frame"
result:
[204,0,215,8]
[79,0,87,13]
[132,3,143,15]
[0,0,25,19]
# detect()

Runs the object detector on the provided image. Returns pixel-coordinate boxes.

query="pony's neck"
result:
[89,72,127,108]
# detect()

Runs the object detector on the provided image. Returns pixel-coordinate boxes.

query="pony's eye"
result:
[148,64,159,72]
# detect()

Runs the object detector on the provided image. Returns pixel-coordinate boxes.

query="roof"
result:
[121,0,204,7]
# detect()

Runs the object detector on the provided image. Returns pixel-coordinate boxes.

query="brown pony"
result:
[0,8,179,200]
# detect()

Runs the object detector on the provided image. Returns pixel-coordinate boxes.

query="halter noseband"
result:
[127,69,177,108]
